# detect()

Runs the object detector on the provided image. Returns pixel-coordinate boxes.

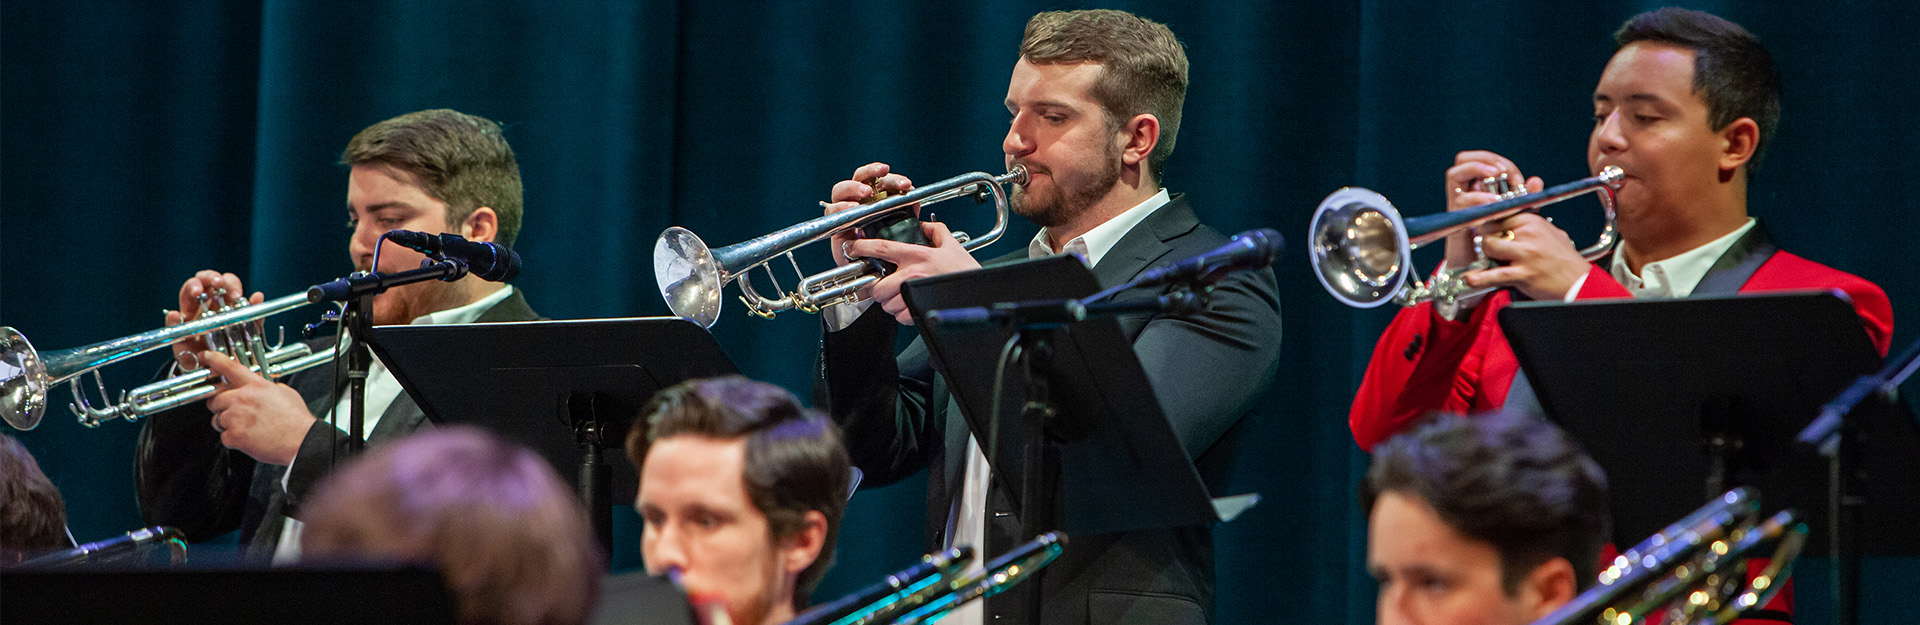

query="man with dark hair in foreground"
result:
[1363,412,1610,625]
[627,376,851,625]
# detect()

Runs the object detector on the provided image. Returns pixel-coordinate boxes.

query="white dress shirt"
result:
[272,285,516,562]
[1562,218,1757,301]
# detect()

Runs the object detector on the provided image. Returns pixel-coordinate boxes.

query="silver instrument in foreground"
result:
[1,290,333,430]
[1531,488,1808,625]
[18,526,188,567]
[782,532,1065,625]
[1309,165,1623,308]
[655,167,1026,328]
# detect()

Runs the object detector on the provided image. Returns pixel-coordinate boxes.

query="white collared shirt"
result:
[1562,218,1756,301]
[1025,188,1171,267]
[273,285,516,563]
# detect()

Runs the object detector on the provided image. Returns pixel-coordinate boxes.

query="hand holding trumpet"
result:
[166,270,265,370]
[200,350,313,466]
[1444,151,1596,302]
[825,162,984,325]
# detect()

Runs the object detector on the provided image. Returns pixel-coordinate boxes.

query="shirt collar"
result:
[1026,189,1171,265]
[1610,218,1756,299]
[413,285,514,325]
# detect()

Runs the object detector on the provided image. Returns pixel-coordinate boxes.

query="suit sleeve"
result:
[814,305,945,487]
[1349,265,1629,451]
[1131,267,1282,460]
[134,398,255,542]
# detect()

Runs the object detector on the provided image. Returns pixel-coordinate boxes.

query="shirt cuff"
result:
[1562,273,1591,302]
[823,299,876,332]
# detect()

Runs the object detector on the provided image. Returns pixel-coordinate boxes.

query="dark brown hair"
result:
[1363,412,1611,593]
[1614,8,1781,175]
[1020,10,1189,180]
[302,426,602,625]
[0,434,68,563]
[626,376,850,609]
[341,109,525,248]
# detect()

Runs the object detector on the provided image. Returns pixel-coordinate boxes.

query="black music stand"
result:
[1501,291,1920,624]
[904,256,1258,624]
[365,317,739,559]
[1,565,454,624]
[903,255,1257,534]
[590,572,697,625]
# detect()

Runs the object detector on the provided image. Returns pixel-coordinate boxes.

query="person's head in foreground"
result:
[1363,412,1611,625]
[628,376,851,625]
[301,426,602,625]
[0,433,69,565]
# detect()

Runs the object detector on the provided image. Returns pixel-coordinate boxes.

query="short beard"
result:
[1011,140,1124,229]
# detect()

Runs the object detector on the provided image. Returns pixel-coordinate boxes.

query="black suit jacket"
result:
[134,288,541,554]
[816,195,1282,625]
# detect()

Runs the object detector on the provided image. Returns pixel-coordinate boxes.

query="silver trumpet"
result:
[1,289,333,430]
[654,167,1026,328]
[1309,165,1623,308]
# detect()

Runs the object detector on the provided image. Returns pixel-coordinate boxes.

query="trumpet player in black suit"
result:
[135,108,540,560]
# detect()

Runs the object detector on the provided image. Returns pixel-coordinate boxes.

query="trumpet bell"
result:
[1310,187,1411,308]
[1,327,49,430]
[654,226,727,328]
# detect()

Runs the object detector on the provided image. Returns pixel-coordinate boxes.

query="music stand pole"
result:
[569,393,615,556]
[1799,336,1920,625]
[1015,329,1059,625]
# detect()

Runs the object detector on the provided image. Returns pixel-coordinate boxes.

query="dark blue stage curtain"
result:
[4,1,1915,622]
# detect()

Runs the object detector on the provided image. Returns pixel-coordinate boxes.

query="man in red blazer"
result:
[1351,8,1894,453]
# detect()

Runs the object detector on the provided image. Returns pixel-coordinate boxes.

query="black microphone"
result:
[384,230,522,282]
[1132,228,1283,289]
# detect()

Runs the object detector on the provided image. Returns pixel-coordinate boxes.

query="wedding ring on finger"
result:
[211,414,227,433]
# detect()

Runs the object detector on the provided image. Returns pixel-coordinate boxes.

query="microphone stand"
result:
[307,257,471,453]
[930,280,1212,625]
[1795,336,1920,625]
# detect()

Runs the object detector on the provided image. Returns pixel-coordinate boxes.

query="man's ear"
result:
[1719,117,1760,174]
[1118,113,1160,169]
[1522,557,1579,620]
[780,510,829,576]
[460,207,500,243]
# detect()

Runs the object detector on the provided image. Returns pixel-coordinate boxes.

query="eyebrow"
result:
[1593,93,1675,106]
[1007,98,1080,112]
[349,201,415,214]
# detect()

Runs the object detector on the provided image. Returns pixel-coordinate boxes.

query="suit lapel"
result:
[1692,221,1778,296]
[1093,194,1197,288]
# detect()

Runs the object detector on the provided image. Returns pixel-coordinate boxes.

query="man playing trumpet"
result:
[815,9,1282,625]
[1349,8,1894,451]
[136,109,541,560]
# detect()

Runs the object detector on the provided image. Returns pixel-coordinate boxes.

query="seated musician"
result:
[0,433,71,564]
[300,426,603,625]
[136,108,541,561]
[1363,412,1609,625]
[626,376,851,625]
[1350,7,1894,451]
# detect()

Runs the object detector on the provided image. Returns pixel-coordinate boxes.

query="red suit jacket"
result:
[1350,245,1894,452]
[1349,230,1893,623]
